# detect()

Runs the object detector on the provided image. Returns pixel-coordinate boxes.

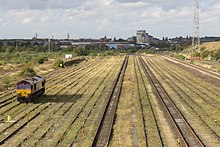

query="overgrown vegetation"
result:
[54,59,64,67]
[174,54,185,60]
[1,76,12,89]
[19,66,36,77]
[200,50,211,58]
[169,53,186,60]
[0,44,157,92]
[212,49,220,60]
[0,43,157,63]
[190,49,220,60]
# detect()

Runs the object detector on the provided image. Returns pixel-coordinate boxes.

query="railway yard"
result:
[0,55,219,147]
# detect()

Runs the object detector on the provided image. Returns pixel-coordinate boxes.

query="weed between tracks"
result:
[1,55,219,146]
[110,56,133,147]
[145,56,220,146]
[111,56,166,147]
[0,57,121,146]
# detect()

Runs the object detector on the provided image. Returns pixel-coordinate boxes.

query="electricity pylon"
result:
[192,0,200,54]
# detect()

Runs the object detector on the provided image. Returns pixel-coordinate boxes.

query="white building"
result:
[65,54,73,59]
[136,30,151,44]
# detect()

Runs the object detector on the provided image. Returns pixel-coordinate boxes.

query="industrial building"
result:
[136,30,152,44]
[105,42,135,49]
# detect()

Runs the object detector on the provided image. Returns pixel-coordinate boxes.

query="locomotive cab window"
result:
[17,85,24,89]
[25,84,31,89]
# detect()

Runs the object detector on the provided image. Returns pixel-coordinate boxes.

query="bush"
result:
[44,56,49,61]
[37,57,45,64]
[192,52,200,57]
[200,47,206,52]
[99,50,115,56]
[212,49,220,60]
[73,47,89,56]
[20,66,36,77]
[145,50,156,54]
[36,56,48,64]
[54,59,64,67]
[200,50,210,58]
[174,54,185,60]
[0,60,6,66]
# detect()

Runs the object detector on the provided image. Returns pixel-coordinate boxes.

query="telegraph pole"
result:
[67,33,70,40]
[48,38,51,53]
[15,39,18,51]
[192,0,200,55]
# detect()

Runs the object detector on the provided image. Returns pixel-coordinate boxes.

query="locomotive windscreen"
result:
[17,84,31,89]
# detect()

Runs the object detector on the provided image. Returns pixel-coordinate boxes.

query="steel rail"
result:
[90,55,128,147]
[139,56,205,147]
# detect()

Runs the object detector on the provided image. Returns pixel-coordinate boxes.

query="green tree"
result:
[5,46,14,53]
[73,47,89,56]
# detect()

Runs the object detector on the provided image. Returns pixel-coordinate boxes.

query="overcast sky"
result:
[0,0,219,39]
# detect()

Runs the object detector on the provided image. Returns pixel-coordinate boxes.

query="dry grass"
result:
[147,56,220,146]
[200,41,220,51]
[0,64,22,73]
[110,57,133,147]
[0,58,57,91]
[182,41,220,54]
[192,60,220,72]
[147,84,177,147]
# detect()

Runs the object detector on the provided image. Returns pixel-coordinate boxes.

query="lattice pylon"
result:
[192,0,200,54]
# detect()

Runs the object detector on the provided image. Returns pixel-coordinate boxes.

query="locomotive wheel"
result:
[17,95,32,103]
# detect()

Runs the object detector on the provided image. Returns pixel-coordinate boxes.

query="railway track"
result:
[56,58,123,146]
[154,57,220,99]
[1,55,218,146]
[133,56,147,146]
[0,57,114,145]
[90,56,128,147]
[157,57,220,98]
[139,56,205,147]
[19,58,117,147]
[31,60,117,146]
[0,56,125,146]
[162,56,220,80]
[144,56,220,144]
[0,58,97,106]
[0,59,102,119]
[147,57,220,122]
[134,55,163,146]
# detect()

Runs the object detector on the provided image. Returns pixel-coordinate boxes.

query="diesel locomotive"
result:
[16,76,46,103]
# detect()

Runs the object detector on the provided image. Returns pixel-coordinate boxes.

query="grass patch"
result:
[19,66,36,77]
[54,59,64,68]
[0,75,14,91]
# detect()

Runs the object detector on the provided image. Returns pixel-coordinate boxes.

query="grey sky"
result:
[0,0,219,39]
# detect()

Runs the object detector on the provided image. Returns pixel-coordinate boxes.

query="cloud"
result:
[102,0,114,6]
[0,0,219,39]
[22,17,34,24]
[0,0,83,10]
[121,1,146,8]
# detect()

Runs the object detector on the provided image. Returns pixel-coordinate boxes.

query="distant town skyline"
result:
[0,0,220,39]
